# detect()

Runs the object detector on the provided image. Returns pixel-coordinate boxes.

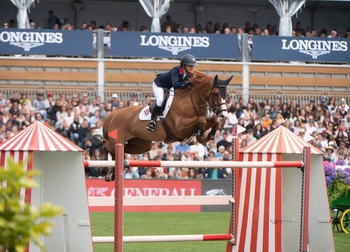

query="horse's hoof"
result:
[104,173,115,182]
[98,167,109,176]
[188,135,197,145]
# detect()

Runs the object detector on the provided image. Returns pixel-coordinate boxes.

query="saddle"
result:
[148,89,183,142]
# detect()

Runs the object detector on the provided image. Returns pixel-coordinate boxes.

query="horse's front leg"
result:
[197,114,220,143]
[180,117,207,145]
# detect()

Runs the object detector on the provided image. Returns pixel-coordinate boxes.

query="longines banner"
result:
[0,29,93,56]
[110,32,238,59]
[252,36,349,63]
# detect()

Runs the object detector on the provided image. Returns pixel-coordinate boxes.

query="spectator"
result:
[3,22,9,28]
[216,132,231,151]
[246,129,257,145]
[50,99,61,123]
[88,128,103,155]
[179,167,189,179]
[295,21,305,36]
[77,119,90,149]
[153,167,168,179]
[160,15,177,33]
[9,101,20,116]
[175,140,190,154]
[141,167,153,179]
[240,139,248,149]
[21,113,31,129]
[118,21,133,31]
[55,102,68,132]
[139,25,149,32]
[98,103,107,120]
[109,94,119,109]
[269,103,278,119]
[88,98,99,116]
[34,112,45,124]
[19,93,32,107]
[9,19,16,28]
[80,93,90,106]
[62,107,75,138]
[188,168,198,179]
[298,109,307,125]
[203,167,228,179]
[48,10,62,29]
[9,92,20,105]
[174,23,182,33]
[70,115,81,144]
[253,123,264,139]
[305,118,316,135]
[32,90,47,120]
[189,142,205,161]
[204,22,213,33]
[215,145,226,159]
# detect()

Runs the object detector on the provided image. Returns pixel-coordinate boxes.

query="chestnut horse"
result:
[102,70,232,180]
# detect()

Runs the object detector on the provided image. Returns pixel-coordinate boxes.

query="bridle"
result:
[190,84,227,118]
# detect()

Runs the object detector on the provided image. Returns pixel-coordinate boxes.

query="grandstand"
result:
[0,57,349,106]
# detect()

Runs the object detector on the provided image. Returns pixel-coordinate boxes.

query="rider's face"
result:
[184,65,194,73]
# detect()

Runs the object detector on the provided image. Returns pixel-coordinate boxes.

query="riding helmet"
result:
[180,54,198,66]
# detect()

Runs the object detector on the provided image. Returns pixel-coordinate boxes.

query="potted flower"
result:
[324,160,350,206]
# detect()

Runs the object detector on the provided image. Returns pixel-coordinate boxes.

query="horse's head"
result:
[189,70,232,122]
[211,74,233,122]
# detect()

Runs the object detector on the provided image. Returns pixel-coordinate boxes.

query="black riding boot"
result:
[147,105,161,132]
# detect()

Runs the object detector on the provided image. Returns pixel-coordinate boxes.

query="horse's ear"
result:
[225,75,233,86]
[214,75,218,86]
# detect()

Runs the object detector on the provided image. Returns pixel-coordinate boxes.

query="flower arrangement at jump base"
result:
[324,160,350,205]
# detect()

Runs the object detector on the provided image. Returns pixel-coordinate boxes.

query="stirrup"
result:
[146,121,156,132]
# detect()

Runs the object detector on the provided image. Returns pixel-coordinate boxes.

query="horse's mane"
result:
[191,70,213,87]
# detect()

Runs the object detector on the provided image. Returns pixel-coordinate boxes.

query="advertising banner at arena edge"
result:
[0,29,93,56]
[252,36,349,63]
[110,31,238,59]
[86,179,232,212]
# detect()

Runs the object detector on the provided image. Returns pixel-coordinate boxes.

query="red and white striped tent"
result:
[0,122,93,252]
[229,126,334,252]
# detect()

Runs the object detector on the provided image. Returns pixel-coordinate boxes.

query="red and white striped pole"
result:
[84,160,304,168]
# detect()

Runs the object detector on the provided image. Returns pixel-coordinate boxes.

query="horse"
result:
[101,69,233,180]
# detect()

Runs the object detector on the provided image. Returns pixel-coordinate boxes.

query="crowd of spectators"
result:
[1,90,350,179]
[2,12,350,39]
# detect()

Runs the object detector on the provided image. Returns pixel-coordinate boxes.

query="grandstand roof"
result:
[108,0,350,11]
[0,121,83,152]
[240,125,323,154]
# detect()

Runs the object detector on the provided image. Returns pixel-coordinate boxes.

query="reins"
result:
[190,84,226,117]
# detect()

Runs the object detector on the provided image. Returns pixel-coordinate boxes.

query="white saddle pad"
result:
[139,88,174,121]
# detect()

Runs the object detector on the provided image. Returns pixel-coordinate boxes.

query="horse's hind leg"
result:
[100,137,116,181]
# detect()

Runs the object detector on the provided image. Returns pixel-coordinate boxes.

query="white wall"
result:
[0,2,349,36]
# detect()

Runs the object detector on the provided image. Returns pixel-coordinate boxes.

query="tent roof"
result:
[240,126,323,154]
[0,122,83,152]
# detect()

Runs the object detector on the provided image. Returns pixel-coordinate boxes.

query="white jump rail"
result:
[93,234,233,243]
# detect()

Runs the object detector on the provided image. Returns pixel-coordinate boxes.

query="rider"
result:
[146,54,198,132]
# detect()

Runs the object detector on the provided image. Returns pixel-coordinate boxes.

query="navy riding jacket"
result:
[154,66,190,89]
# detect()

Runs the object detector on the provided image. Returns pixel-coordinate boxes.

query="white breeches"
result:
[152,82,164,107]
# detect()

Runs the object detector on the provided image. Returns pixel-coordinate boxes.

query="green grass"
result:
[91,212,350,252]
